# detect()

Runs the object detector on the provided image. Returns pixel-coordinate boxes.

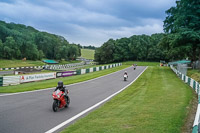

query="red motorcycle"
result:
[52,89,70,112]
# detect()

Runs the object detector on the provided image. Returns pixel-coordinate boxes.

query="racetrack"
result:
[0,66,146,133]
[0,70,14,75]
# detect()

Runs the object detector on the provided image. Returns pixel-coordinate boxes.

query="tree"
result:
[38,50,45,60]
[68,44,79,60]
[95,39,115,64]
[3,46,12,59]
[3,36,16,59]
[0,39,3,58]
[21,41,39,60]
[114,38,132,61]
[163,0,200,62]
[0,20,81,61]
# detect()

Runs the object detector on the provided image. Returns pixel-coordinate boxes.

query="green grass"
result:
[0,59,45,68]
[61,67,194,133]
[81,49,95,60]
[123,61,159,66]
[187,69,200,83]
[59,60,82,64]
[0,65,128,93]
[0,59,82,69]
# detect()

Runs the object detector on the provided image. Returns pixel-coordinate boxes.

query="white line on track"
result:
[45,67,148,133]
[0,66,131,97]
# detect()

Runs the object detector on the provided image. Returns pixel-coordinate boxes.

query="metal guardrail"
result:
[0,62,85,71]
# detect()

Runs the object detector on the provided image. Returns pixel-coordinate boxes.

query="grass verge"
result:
[0,59,45,68]
[187,69,200,83]
[0,65,128,93]
[59,60,82,64]
[80,49,95,60]
[0,59,82,69]
[61,66,195,133]
[123,61,159,66]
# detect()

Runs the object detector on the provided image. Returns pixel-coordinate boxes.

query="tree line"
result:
[95,0,200,64]
[95,34,167,64]
[0,21,81,60]
[82,45,96,50]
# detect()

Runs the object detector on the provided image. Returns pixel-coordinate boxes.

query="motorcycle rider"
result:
[55,81,67,97]
[134,64,136,70]
[124,71,128,78]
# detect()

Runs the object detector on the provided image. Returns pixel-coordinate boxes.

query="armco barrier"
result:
[3,76,20,86]
[0,62,85,71]
[1,66,44,71]
[76,63,122,75]
[170,65,200,133]
[47,62,85,70]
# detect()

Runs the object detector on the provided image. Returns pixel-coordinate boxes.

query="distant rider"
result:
[124,71,128,78]
[133,64,136,70]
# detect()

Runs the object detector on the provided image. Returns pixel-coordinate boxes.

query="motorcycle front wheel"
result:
[52,100,58,112]
[65,96,70,108]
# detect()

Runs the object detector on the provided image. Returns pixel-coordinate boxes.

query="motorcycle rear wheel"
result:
[52,100,58,112]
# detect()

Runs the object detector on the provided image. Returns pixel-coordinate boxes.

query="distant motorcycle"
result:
[52,89,70,112]
[124,74,128,81]
[133,64,136,70]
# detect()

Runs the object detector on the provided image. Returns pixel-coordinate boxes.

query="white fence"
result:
[76,63,122,75]
[170,65,200,133]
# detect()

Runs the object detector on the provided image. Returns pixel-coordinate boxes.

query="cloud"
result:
[0,0,176,46]
[55,20,163,47]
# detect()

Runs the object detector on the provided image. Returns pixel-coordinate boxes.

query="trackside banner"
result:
[56,71,76,78]
[20,73,56,83]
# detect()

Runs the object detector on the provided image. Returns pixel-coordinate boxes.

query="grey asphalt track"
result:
[0,66,146,133]
[0,70,14,75]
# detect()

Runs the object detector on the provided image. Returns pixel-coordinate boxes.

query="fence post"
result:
[99,66,102,71]
[0,77,3,86]
[193,81,196,91]
[76,69,81,75]
[184,75,186,82]
[81,69,86,74]
[188,78,191,86]
[89,68,93,73]
[198,83,200,95]
[86,68,90,73]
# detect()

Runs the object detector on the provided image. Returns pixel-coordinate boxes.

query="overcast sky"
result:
[0,0,175,46]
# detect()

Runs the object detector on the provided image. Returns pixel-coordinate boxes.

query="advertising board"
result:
[56,71,76,78]
[20,73,56,83]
